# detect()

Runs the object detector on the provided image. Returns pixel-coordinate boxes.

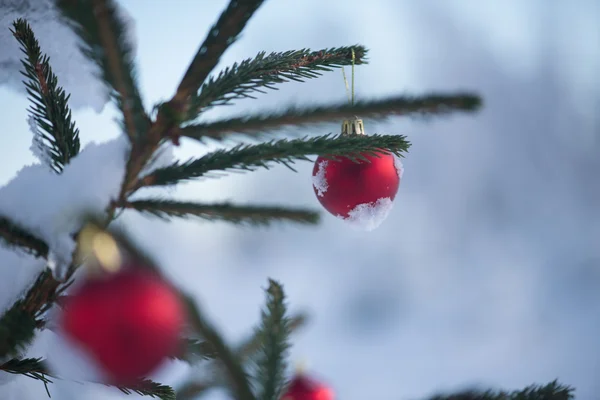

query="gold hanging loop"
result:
[340,49,363,135]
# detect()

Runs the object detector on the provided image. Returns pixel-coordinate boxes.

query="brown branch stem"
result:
[92,0,137,142]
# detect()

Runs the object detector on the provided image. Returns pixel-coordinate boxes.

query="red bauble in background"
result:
[312,151,402,230]
[282,372,334,400]
[60,266,185,385]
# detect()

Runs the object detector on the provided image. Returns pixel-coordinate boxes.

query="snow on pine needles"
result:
[0,135,130,314]
[0,0,137,112]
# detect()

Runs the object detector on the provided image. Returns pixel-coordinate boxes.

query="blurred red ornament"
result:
[60,266,185,385]
[282,372,334,400]
[311,119,402,225]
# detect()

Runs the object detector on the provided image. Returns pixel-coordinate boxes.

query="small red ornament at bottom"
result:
[282,373,334,400]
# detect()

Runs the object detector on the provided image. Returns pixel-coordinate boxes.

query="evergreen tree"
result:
[0,1,573,399]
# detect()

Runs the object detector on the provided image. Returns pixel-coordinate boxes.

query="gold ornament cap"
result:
[341,117,365,136]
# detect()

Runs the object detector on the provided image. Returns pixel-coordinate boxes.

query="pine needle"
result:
[124,200,319,226]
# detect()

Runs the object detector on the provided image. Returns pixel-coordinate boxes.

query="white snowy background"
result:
[1,0,600,399]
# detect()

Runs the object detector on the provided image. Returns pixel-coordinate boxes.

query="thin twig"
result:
[181,94,482,141]
[184,296,256,400]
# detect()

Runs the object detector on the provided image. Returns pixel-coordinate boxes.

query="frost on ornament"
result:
[0,0,137,112]
[312,160,329,197]
[393,155,405,179]
[0,135,129,281]
[341,197,394,232]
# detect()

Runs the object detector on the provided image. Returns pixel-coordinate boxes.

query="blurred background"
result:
[1,0,599,399]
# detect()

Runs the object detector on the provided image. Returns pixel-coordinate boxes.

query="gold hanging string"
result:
[351,48,355,105]
[340,49,364,136]
[341,49,356,106]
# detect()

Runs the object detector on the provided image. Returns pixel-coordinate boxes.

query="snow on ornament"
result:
[312,160,329,197]
[312,118,402,231]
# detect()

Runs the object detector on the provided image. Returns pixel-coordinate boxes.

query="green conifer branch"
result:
[173,0,266,107]
[0,306,37,359]
[253,279,290,400]
[11,19,81,173]
[124,200,320,226]
[115,379,176,400]
[0,271,73,359]
[183,295,256,400]
[237,313,307,359]
[136,133,410,188]
[175,313,307,400]
[0,358,52,396]
[0,357,175,400]
[0,215,49,258]
[181,94,482,141]
[187,45,368,118]
[427,380,573,400]
[172,339,219,363]
[55,0,149,143]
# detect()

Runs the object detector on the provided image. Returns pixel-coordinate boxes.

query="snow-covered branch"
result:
[0,0,137,112]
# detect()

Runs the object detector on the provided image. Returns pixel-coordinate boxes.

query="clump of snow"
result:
[342,197,394,231]
[393,155,405,179]
[312,160,329,197]
[46,330,107,384]
[0,135,130,283]
[0,0,137,112]
[47,250,69,282]
[28,116,53,171]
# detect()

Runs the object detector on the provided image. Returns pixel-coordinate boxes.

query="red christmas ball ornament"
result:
[282,372,334,400]
[312,118,403,230]
[60,265,186,385]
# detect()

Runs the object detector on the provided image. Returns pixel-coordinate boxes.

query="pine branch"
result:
[115,0,268,198]
[0,306,37,358]
[187,45,368,118]
[11,19,81,173]
[181,94,482,141]
[0,358,52,396]
[115,379,176,400]
[173,0,266,107]
[137,133,410,187]
[172,338,219,363]
[0,215,49,258]
[24,271,72,320]
[1,358,175,400]
[253,280,290,400]
[426,380,573,400]
[237,313,307,359]
[55,0,149,143]
[183,296,256,400]
[124,200,320,226]
[0,271,72,358]
[175,313,307,400]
